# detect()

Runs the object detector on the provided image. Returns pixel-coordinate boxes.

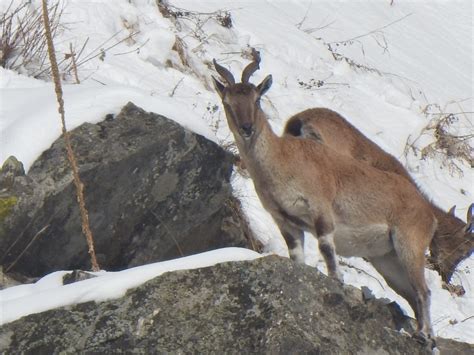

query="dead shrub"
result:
[1,0,63,78]
[405,102,473,176]
[156,0,232,42]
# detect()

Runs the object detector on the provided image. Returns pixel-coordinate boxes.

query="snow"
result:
[0,0,473,344]
[0,248,262,326]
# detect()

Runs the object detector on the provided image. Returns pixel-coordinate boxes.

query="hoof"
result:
[412,331,436,349]
[328,269,344,283]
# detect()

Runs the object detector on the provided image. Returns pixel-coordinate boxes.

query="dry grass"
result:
[41,0,100,272]
[405,101,473,177]
[225,196,263,253]
[156,0,232,42]
[1,0,63,78]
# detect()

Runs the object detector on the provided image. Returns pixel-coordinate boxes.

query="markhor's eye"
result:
[224,103,234,116]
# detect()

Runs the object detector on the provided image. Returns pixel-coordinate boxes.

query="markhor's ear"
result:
[257,74,272,96]
[212,76,225,99]
[448,205,456,215]
[466,203,473,233]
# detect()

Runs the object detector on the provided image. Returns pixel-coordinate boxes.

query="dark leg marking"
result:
[281,231,297,249]
[315,214,334,237]
[319,242,338,275]
[314,215,340,279]
[280,228,305,264]
[278,208,309,230]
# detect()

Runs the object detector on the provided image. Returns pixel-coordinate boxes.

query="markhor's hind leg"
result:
[393,237,433,341]
[277,222,305,264]
[315,214,342,281]
[369,251,419,318]
[369,250,433,349]
[371,227,434,347]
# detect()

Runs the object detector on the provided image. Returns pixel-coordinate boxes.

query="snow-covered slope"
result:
[0,0,472,343]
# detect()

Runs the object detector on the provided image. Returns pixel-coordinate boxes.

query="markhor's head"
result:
[212,50,272,140]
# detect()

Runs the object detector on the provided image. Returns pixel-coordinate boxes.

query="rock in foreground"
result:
[2,256,470,354]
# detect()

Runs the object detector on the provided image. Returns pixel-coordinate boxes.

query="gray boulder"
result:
[1,256,471,354]
[0,102,255,278]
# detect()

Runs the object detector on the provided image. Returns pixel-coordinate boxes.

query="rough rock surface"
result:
[1,256,471,354]
[0,102,254,278]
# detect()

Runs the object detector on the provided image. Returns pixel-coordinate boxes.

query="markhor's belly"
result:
[333,224,392,258]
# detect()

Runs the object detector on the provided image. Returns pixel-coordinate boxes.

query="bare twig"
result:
[295,0,312,29]
[42,0,100,272]
[68,42,80,84]
[113,38,150,56]
[33,30,141,80]
[460,315,474,323]
[327,13,412,45]
[322,13,413,67]
[91,78,107,86]
[430,111,474,116]
[5,225,49,273]
[76,30,141,66]
[339,260,386,290]
[151,211,184,257]
[169,77,184,97]
[303,20,336,35]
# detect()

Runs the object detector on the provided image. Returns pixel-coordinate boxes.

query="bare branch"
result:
[41,0,100,272]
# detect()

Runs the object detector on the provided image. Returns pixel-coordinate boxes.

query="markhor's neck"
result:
[237,117,280,175]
